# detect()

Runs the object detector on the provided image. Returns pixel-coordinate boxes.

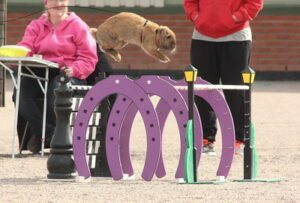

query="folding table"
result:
[0,56,59,157]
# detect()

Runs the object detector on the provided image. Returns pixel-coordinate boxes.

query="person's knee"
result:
[70,78,87,85]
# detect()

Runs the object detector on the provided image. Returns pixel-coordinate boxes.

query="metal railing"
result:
[69,0,164,7]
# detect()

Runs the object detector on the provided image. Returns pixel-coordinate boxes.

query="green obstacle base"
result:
[178,177,228,185]
[233,123,282,183]
[234,179,282,183]
[179,181,227,185]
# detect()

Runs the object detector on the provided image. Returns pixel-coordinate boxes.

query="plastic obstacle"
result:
[72,76,161,181]
[72,75,236,181]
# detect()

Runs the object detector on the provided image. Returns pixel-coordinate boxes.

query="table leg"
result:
[11,61,22,158]
[41,67,49,156]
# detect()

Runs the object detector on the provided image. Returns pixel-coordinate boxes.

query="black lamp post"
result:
[241,67,255,180]
[183,65,198,183]
[234,68,281,183]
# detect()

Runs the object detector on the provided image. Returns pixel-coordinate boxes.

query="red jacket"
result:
[184,0,263,38]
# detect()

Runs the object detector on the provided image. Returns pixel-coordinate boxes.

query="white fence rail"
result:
[69,0,164,7]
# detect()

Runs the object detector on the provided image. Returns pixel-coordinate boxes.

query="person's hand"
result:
[63,66,73,78]
[232,15,238,23]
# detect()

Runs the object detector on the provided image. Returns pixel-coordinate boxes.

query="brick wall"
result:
[7,13,300,72]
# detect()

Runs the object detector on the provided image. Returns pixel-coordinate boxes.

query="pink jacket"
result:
[18,12,98,79]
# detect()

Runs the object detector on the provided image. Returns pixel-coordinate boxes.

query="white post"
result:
[78,0,90,7]
[94,0,105,7]
[153,0,164,7]
[119,0,126,6]
[125,0,135,7]
[140,0,150,7]
[68,0,75,6]
[109,0,120,7]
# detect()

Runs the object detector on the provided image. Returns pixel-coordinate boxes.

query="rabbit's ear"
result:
[90,28,98,40]
[157,26,171,39]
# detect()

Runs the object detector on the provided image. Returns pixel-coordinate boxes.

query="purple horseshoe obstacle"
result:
[165,77,235,178]
[112,76,203,179]
[112,76,234,179]
[73,75,235,181]
[72,76,161,181]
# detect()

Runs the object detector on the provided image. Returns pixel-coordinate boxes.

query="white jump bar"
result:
[70,85,92,91]
[175,84,249,91]
[70,84,249,91]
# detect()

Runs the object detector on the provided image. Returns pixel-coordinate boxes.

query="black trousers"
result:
[190,39,251,143]
[15,68,86,140]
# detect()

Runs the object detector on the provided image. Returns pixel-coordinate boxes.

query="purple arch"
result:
[115,76,203,179]
[156,77,203,178]
[164,77,235,178]
[72,76,161,181]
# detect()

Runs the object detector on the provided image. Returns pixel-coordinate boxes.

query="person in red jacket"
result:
[184,0,263,155]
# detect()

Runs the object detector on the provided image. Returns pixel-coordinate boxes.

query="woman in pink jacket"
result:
[16,0,98,153]
[184,0,263,155]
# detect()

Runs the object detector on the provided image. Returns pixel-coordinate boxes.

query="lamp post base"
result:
[47,153,77,179]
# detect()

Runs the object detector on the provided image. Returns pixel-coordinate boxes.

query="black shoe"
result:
[45,135,53,148]
[27,136,41,154]
[45,127,54,148]
[202,142,216,156]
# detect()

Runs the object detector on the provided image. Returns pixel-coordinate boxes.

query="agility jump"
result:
[71,75,247,182]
